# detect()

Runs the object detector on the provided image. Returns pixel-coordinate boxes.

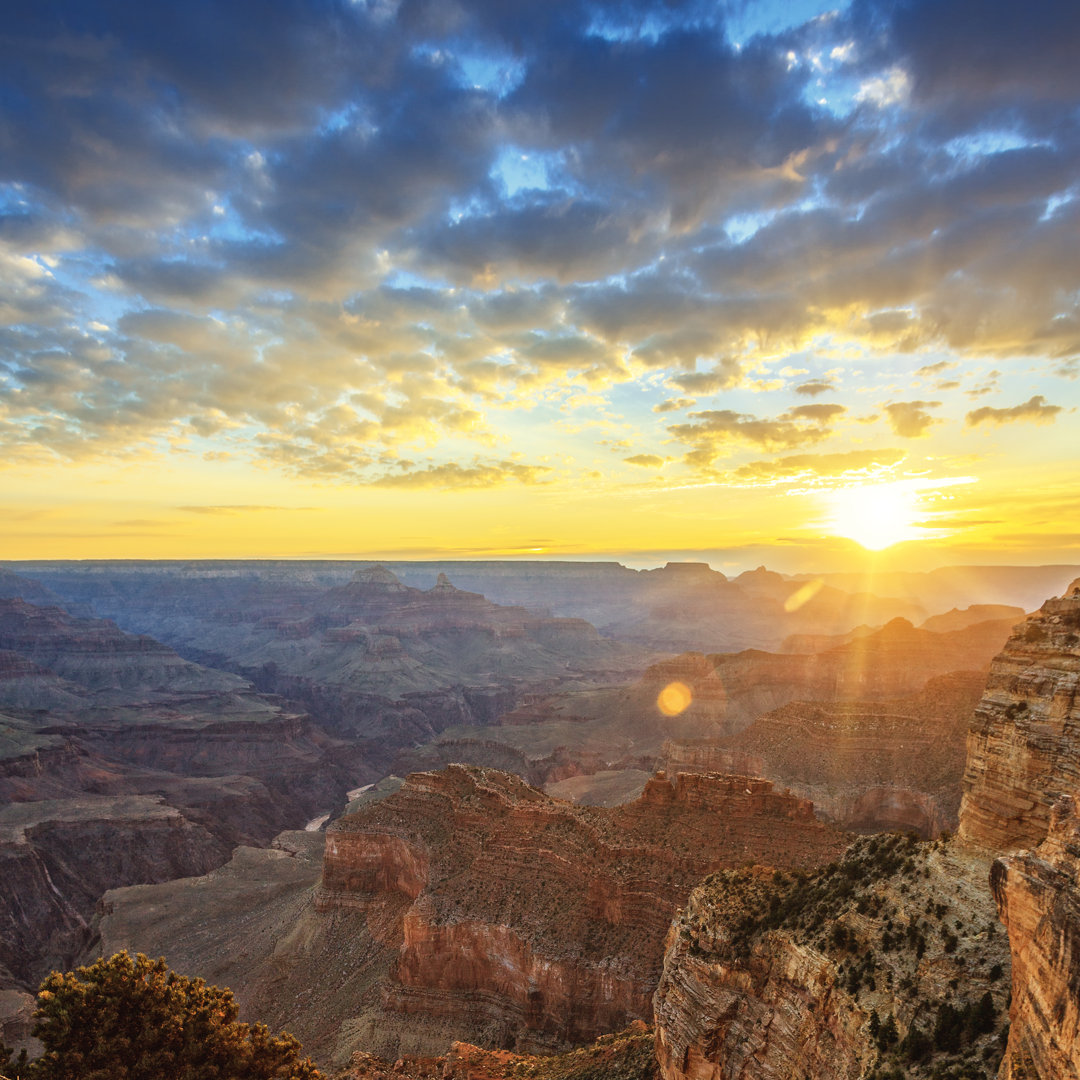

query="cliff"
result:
[653,579,1080,1080]
[991,795,1080,1080]
[96,766,848,1064]
[0,796,227,986]
[317,766,849,1055]
[0,592,371,993]
[959,579,1080,851]
[654,834,1010,1080]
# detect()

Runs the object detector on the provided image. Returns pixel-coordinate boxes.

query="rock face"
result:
[317,766,849,1055]
[652,579,1080,1080]
[98,766,848,1064]
[992,796,1080,1080]
[959,579,1080,851]
[653,835,1010,1080]
[0,796,225,985]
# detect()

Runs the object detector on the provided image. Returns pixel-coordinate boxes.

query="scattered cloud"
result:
[965,395,1063,427]
[884,400,941,438]
[624,454,666,468]
[653,397,696,413]
[368,461,553,489]
[794,380,836,397]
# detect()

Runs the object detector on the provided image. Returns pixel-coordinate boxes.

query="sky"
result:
[1,0,1078,572]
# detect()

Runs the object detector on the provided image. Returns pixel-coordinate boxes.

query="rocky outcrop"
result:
[991,795,1080,1080]
[959,579,1080,851]
[652,579,1080,1080]
[316,766,849,1055]
[97,766,848,1064]
[654,834,1010,1080]
[338,1022,658,1080]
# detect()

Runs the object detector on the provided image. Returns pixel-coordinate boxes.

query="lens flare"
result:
[657,681,693,716]
[784,578,824,612]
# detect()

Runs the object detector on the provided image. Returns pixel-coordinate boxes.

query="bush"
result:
[1,952,321,1080]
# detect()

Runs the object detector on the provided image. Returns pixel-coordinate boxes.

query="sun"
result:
[823,481,926,551]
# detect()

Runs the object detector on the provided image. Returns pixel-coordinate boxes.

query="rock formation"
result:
[665,671,987,836]
[0,594,367,991]
[338,1022,658,1080]
[992,795,1080,1080]
[709,615,1016,730]
[959,579,1080,851]
[653,834,1010,1080]
[653,578,1080,1080]
[98,765,849,1064]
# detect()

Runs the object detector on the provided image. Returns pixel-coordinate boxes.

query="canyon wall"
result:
[653,579,1080,1080]
[653,835,1010,1080]
[991,795,1080,1080]
[959,580,1080,851]
[316,765,849,1055]
[98,764,848,1065]
[665,671,986,836]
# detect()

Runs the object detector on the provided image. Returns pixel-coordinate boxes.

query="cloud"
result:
[624,454,665,468]
[884,400,941,437]
[965,395,1063,427]
[915,360,957,376]
[0,0,1077,505]
[729,448,907,485]
[668,404,845,467]
[794,380,835,397]
[368,460,553,489]
[653,398,696,413]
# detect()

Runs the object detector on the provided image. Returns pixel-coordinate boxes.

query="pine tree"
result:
[16,952,321,1080]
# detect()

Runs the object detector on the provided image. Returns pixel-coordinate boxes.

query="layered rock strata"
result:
[959,579,1080,851]
[317,766,849,1055]
[665,671,987,836]
[98,765,848,1065]
[991,795,1080,1080]
[0,593,368,989]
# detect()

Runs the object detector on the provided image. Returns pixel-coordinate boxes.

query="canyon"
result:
[664,670,987,835]
[96,765,850,1065]
[653,577,1080,1080]
[0,595,366,992]
[3,559,1079,1079]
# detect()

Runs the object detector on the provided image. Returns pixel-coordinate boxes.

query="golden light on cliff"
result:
[824,481,924,551]
[657,681,693,717]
